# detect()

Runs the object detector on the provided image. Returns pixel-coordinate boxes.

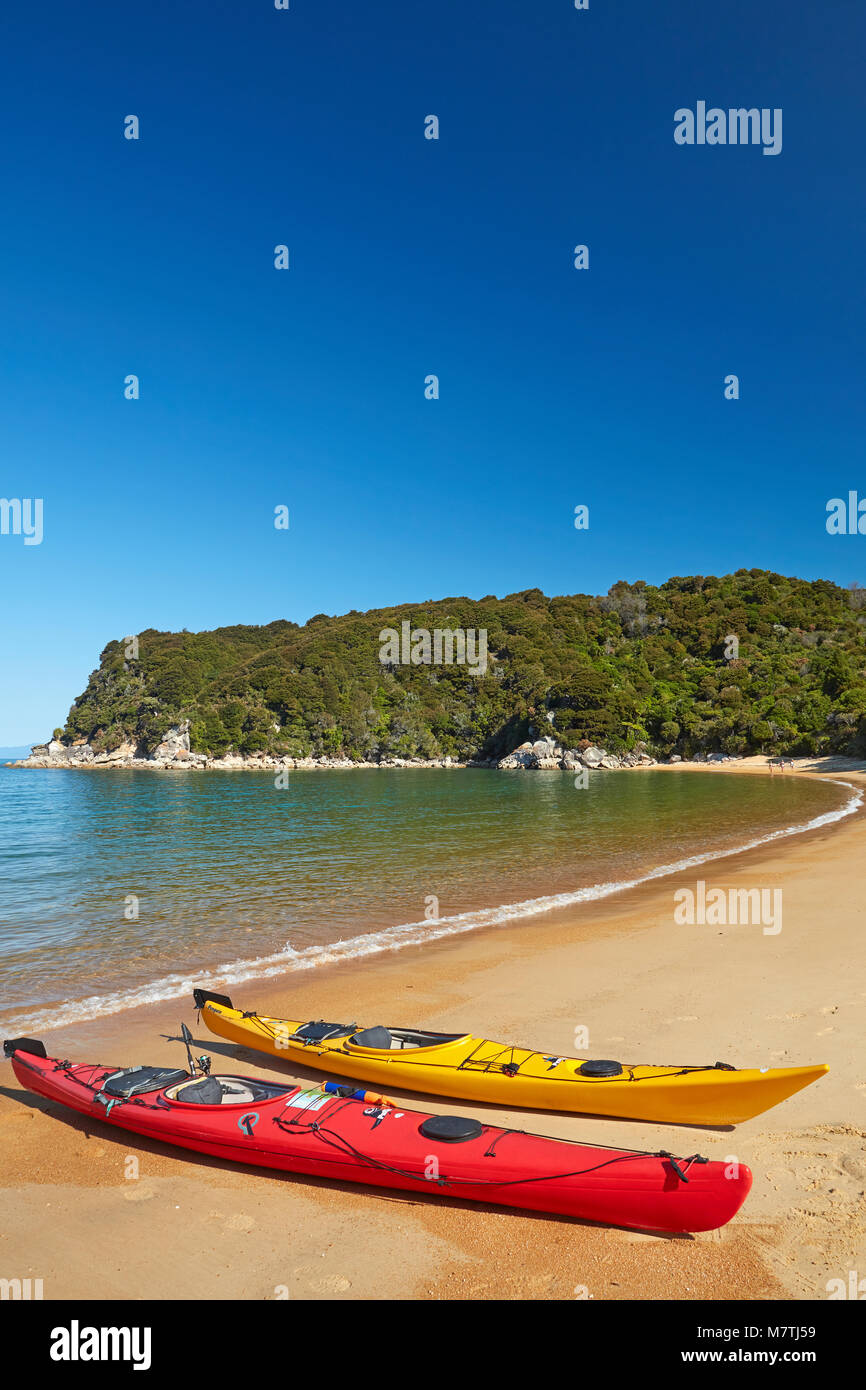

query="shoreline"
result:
[2,756,864,1300]
[6,748,862,777]
[5,755,477,772]
[2,760,861,1039]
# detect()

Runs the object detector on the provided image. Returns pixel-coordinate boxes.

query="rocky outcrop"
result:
[496,739,655,772]
[151,721,191,761]
[9,728,659,774]
[579,745,607,768]
[498,741,549,770]
[619,749,656,768]
[16,739,96,767]
[8,737,472,772]
[11,721,202,771]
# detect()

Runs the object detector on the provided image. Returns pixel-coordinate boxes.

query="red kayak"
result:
[5,1038,752,1233]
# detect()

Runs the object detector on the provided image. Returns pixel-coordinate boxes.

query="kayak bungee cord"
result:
[275,1093,712,1179]
[330,1046,736,1086]
[269,1107,709,1189]
[41,1060,171,1113]
[35,1056,711,1189]
[213,1012,740,1087]
[454,1047,737,1083]
[274,1090,713,1185]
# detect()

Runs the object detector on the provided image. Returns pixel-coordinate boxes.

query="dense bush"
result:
[59,571,866,761]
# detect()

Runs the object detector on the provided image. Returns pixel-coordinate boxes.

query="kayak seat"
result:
[172,1075,223,1104]
[216,1079,261,1104]
[350,1026,393,1050]
[166,1075,292,1105]
[349,1027,465,1051]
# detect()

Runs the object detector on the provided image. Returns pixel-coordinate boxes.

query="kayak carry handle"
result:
[658,1150,709,1184]
[3,1037,47,1060]
[193,988,234,1011]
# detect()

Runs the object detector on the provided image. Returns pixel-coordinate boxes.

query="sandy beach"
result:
[2,757,864,1302]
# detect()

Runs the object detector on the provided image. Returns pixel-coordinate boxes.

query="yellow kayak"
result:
[193,990,828,1126]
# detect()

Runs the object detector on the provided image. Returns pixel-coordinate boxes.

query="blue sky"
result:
[1,0,864,743]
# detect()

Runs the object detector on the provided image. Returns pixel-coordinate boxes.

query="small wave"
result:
[5,779,861,1036]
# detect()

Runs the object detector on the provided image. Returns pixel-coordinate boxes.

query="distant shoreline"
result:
[6,750,866,777]
[3,760,606,772]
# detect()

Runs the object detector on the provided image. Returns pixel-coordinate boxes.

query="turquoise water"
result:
[0,767,854,1034]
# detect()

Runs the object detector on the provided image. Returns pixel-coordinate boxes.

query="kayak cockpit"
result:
[347,1026,466,1052]
[165,1075,296,1105]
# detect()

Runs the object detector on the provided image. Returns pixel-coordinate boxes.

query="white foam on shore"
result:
[5,779,861,1037]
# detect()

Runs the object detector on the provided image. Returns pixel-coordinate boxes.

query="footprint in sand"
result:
[819,1005,839,1016]
[815,1028,835,1036]
[793,1196,836,1218]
